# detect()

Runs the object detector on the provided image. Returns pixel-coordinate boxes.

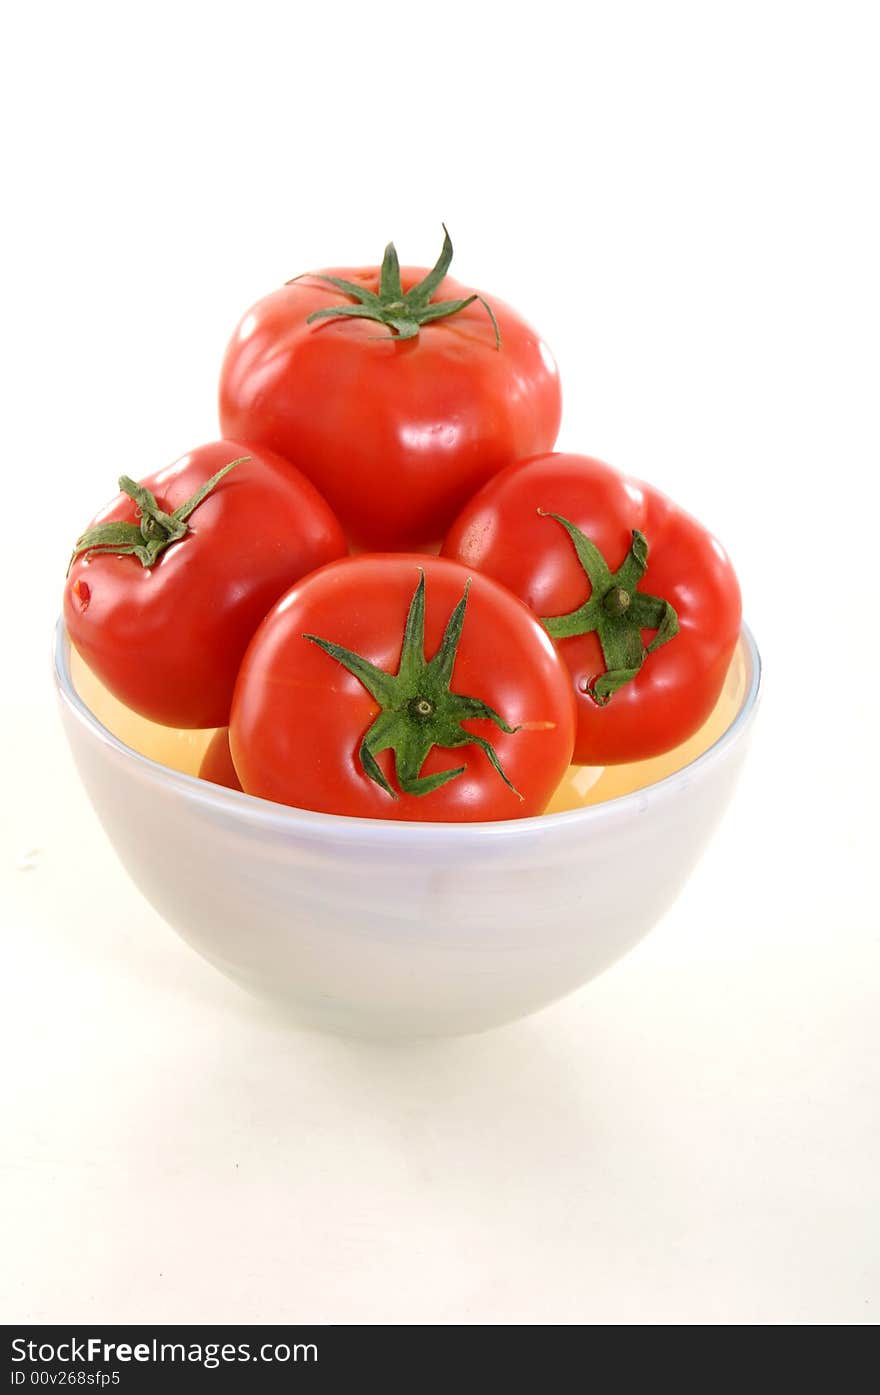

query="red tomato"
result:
[230,555,576,821]
[199,728,242,790]
[443,453,742,764]
[218,231,561,551]
[64,441,347,728]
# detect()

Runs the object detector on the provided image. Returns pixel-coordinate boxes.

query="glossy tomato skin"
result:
[443,453,742,765]
[218,266,562,551]
[199,728,242,790]
[230,556,576,822]
[64,441,347,728]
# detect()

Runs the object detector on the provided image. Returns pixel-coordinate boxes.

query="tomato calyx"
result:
[301,226,501,346]
[538,511,680,705]
[68,457,249,572]
[304,571,522,800]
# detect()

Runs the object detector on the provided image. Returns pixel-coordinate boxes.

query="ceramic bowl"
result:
[54,620,761,1037]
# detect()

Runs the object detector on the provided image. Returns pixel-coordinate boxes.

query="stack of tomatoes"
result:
[64,231,741,823]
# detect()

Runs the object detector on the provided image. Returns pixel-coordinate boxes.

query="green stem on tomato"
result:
[304,571,521,799]
[538,511,679,704]
[67,457,250,573]
[298,226,501,347]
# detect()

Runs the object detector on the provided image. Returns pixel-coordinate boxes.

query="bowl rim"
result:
[53,616,761,843]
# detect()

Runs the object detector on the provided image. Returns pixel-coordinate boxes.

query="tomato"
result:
[64,441,347,728]
[218,229,561,551]
[230,555,576,821]
[199,728,241,790]
[443,453,742,764]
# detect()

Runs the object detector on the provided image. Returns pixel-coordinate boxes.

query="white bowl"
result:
[54,620,761,1038]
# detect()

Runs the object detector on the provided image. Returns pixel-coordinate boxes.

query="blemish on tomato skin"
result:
[72,579,91,611]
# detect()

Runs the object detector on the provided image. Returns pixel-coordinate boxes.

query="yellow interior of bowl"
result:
[546,641,748,811]
[68,639,749,812]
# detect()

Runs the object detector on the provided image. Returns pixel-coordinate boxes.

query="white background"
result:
[2,0,878,1325]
